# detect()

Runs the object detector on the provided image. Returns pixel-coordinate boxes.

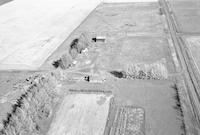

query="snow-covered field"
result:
[0,0,101,70]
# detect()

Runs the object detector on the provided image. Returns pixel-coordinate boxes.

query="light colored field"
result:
[186,36,200,72]
[0,0,100,70]
[169,0,200,33]
[47,93,112,135]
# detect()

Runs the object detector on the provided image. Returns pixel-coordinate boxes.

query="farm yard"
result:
[0,0,200,135]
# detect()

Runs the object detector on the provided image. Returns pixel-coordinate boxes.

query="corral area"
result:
[0,0,200,135]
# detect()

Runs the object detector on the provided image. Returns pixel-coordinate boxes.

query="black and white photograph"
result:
[0,0,199,134]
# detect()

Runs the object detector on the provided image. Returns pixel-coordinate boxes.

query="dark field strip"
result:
[0,0,12,6]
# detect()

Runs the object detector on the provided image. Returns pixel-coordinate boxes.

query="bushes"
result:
[52,33,90,70]
[125,60,168,80]
[110,60,168,80]
[0,74,59,135]
[172,83,186,134]
[109,71,126,78]
[52,53,73,69]
[69,33,90,59]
